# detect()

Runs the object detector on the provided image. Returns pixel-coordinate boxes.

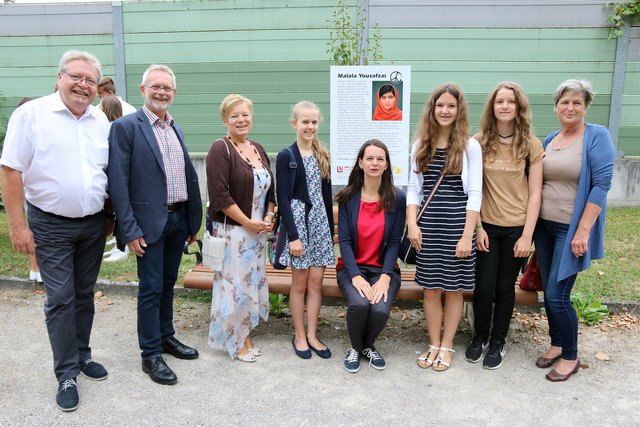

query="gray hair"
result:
[553,79,594,108]
[58,50,102,80]
[141,64,177,88]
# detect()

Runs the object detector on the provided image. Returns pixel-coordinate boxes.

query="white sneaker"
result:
[106,238,116,246]
[103,247,128,262]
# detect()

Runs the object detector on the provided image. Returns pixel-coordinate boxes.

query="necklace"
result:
[498,133,514,144]
[228,135,262,168]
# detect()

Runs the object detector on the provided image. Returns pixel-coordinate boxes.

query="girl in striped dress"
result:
[406,83,483,371]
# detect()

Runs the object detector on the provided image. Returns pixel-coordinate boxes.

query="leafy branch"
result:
[326,0,383,65]
[604,0,640,39]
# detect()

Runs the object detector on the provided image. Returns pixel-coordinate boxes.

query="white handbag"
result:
[202,215,226,272]
[201,139,230,272]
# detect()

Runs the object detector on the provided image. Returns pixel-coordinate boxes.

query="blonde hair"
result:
[291,101,331,179]
[413,83,469,175]
[220,94,253,121]
[479,81,535,161]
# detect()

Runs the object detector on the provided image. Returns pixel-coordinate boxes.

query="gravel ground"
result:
[0,288,639,426]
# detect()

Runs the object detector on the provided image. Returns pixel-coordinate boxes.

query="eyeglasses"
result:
[143,85,175,93]
[62,71,97,87]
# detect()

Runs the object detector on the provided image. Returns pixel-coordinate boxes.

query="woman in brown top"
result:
[206,94,276,362]
[465,82,544,370]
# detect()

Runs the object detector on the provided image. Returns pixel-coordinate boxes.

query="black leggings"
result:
[473,223,525,343]
[337,265,401,352]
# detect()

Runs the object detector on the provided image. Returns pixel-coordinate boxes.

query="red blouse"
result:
[337,200,385,270]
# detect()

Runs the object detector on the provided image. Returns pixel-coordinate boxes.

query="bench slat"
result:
[183,265,539,305]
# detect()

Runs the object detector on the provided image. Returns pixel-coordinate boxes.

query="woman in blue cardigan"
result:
[276,101,335,359]
[534,79,615,381]
[334,139,406,373]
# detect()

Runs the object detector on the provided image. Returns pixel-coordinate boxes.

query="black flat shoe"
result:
[162,336,199,360]
[292,336,311,359]
[142,357,177,385]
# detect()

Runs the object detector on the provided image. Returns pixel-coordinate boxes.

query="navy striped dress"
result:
[415,148,475,291]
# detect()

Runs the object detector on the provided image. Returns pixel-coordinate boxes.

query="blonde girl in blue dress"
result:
[276,101,335,359]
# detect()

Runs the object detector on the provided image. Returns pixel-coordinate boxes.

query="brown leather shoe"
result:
[535,354,561,368]
[545,360,580,382]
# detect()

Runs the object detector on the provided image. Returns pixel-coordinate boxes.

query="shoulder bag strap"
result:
[415,173,445,223]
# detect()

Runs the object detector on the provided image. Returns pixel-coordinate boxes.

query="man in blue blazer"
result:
[107,64,202,385]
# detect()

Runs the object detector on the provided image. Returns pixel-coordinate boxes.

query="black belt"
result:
[28,202,104,221]
[168,201,186,212]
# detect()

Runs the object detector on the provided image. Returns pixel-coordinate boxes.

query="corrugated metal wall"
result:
[0,0,637,155]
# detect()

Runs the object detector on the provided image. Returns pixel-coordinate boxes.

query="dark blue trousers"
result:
[136,207,187,359]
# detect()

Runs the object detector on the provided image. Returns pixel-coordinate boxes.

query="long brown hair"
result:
[478,81,535,161]
[334,139,397,212]
[101,96,123,122]
[413,83,469,174]
[291,101,331,179]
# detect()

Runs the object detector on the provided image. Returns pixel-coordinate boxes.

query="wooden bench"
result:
[183,207,539,306]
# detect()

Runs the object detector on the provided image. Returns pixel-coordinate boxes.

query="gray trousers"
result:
[28,204,106,382]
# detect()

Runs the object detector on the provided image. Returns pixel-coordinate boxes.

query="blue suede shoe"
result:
[344,348,360,373]
[308,340,331,359]
[56,378,79,412]
[292,336,311,359]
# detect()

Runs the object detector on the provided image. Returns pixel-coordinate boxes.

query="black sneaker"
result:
[80,359,108,381]
[56,378,79,412]
[483,341,506,370]
[362,347,386,370]
[464,336,487,363]
[344,348,360,373]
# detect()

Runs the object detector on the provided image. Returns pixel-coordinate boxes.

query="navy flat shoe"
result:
[292,336,311,359]
[308,340,332,359]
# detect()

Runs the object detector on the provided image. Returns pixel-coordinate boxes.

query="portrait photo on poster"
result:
[372,81,403,121]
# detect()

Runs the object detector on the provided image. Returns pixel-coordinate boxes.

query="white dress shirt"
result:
[407,137,483,212]
[1,92,110,218]
[117,96,137,116]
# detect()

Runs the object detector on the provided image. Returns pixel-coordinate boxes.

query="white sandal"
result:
[417,345,439,369]
[249,347,262,357]
[433,347,455,372]
[236,352,256,363]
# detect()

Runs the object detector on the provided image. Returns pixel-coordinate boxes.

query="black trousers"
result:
[28,204,106,381]
[337,265,401,353]
[473,223,524,344]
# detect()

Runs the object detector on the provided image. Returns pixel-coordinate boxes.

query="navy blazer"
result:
[338,189,406,278]
[276,142,333,242]
[107,108,202,246]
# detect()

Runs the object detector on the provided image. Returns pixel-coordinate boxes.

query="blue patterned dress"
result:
[208,168,271,358]
[278,154,335,269]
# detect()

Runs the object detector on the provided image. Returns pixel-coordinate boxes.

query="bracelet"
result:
[475,224,483,229]
[266,211,275,217]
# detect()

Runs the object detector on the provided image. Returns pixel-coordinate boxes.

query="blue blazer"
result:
[338,189,406,278]
[107,108,202,246]
[541,122,614,281]
[276,142,333,242]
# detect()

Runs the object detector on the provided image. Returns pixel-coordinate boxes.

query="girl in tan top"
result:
[465,82,544,369]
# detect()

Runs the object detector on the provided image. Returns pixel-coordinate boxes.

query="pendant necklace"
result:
[499,133,514,144]
[228,135,262,169]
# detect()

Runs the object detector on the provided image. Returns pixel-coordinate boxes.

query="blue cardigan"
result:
[338,189,406,279]
[275,142,334,242]
[542,122,615,281]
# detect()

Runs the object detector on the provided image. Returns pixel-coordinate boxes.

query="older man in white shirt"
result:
[0,50,111,413]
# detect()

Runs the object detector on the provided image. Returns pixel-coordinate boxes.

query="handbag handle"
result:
[415,173,445,222]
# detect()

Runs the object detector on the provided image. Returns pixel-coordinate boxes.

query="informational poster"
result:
[330,65,411,186]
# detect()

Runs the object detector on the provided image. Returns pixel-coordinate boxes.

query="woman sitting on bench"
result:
[334,139,406,373]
